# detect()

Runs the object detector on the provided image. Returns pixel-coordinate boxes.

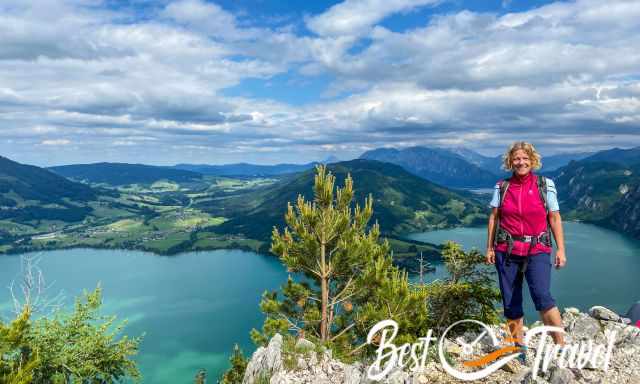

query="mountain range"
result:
[50,162,203,186]
[0,155,484,256]
[44,147,591,190]
[360,147,498,188]
[172,156,341,178]
[577,147,640,166]
[359,146,592,188]
[551,154,640,239]
[199,159,487,241]
[0,155,99,223]
[2,145,640,255]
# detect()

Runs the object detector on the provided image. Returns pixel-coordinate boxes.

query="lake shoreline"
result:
[1,230,445,258]
[2,219,620,260]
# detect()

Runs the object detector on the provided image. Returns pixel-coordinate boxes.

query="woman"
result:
[486,141,567,354]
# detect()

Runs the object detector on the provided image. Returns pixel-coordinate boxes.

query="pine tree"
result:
[193,368,207,384]
[252,164,431,357]
[0,308,37,384]
[227,165,503,378]
[262,165,381,342]
[219,344,246,384]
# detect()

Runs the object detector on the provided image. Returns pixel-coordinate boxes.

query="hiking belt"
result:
[496,227,552,274]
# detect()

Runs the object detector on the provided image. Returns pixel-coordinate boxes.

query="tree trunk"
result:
[327,277,334,336]
[320,241,329,342]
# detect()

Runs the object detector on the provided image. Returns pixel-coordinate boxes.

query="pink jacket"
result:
[495,172,552,256]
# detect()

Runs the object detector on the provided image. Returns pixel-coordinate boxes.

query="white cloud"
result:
[0,0,638,165]
[161,0,261,40]
[41,139,71,146]
[306,0,440,37]
[310,2,640,92]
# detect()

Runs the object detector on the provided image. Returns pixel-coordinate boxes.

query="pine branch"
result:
[330,323,355,342]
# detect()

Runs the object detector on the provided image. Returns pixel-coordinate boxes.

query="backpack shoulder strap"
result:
[493,180,509,247]
[537,175,548,213]
[498,179,510,208]
[537,175,554,246]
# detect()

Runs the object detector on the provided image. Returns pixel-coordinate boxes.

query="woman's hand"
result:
[554,249,566,269]
[486,208,498,265]
[486,248,496,264]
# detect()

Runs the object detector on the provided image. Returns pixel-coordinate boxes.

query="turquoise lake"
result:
[408,222,640,321]
[0,249,288,383]
[1,222,639,382]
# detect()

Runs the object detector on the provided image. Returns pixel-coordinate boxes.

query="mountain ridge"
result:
[202,159,487,241]
[0,155,101,223]
[50,162,203,186]
[172,162,319,177]
[359,146,499,188]
[552,154,640,239]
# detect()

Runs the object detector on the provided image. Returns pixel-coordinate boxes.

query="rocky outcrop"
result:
[243,334,284,384]
[243,306,640,384]
[609,183,640,239]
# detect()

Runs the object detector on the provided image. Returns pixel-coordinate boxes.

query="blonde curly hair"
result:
[501,141,542,171]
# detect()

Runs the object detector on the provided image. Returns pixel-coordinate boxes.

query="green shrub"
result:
[0,286,142,383]
[219,344,247,384]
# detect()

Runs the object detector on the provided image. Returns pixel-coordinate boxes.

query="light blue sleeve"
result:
[489,183,500,208]
[546,178,560,212]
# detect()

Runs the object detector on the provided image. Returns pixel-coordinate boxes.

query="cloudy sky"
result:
[1,0,639,166]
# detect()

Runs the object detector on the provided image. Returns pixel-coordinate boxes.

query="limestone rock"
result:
[589,306,620,322]
[510,369,533,384]
[268,371,290,384]
[343,363,364,384]
[240,306,640,384]
[386,368,409,384]
[502,359,525,374]
[242,333,283,384]
[565,307,580,315]
[295,338,316,352]
[548,367,576,384]
[567,313,601,341]
[443,338,463,356]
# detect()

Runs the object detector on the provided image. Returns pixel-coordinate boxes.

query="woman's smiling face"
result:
[511,149,531,176]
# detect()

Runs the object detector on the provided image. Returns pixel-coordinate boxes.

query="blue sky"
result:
[221,0,564,105]
[0,0,639,166]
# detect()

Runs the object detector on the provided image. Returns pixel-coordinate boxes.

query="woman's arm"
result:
[548,211,566,268]
[486,208,498,264]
